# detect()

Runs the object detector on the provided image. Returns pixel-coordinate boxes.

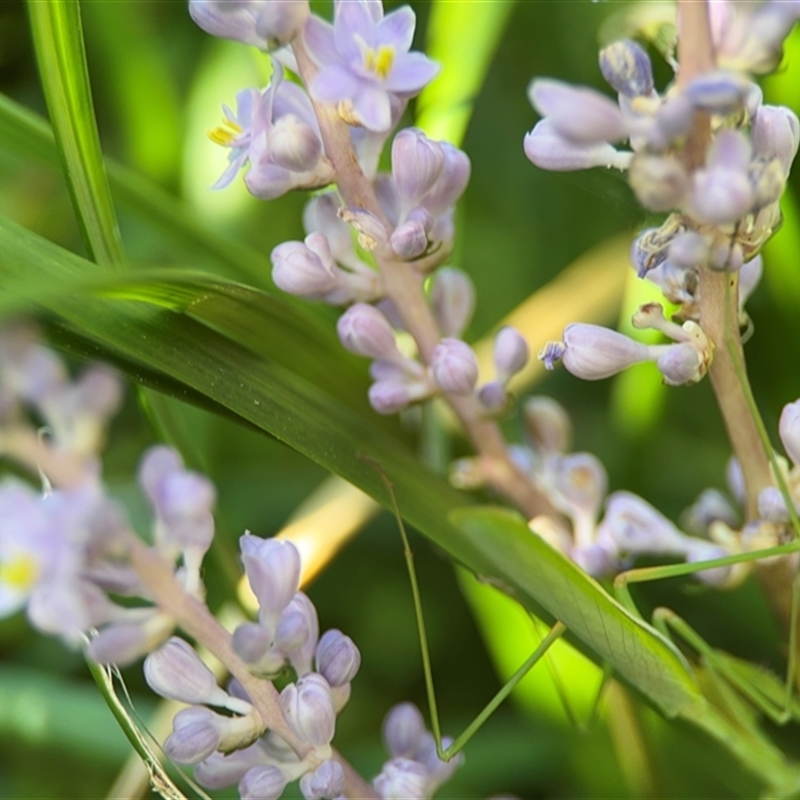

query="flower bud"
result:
[190,0,309,49]
[752,105,800,175]
[238,765,288,800]
[300,759,346,800]
[369,380,413,415]
[337,303,400,360]
[383,703,425,758]
[271,236,340,299]
[691,167,753,225]
[373,758,430,800]
[599,39,654,97]
[430,338,478,394]
[232,621,273,663]
[392,128,445,209]
[542,324,650,380]
[315,629,361,687]
[165,707,222,765]
[668,231,710,269]
[524,120,632,172]
[780,399,800,466]
[253,0,310,47]
[684,540,733,588]
[431,267,475,338]
[749,158,785,209]
[493,327,529,380]
[739,255,763,311]
[303,194,352,260]
[138,446,184,506]
[682,489,740,534]
[422,143,471,216]
[529,79,628,144]
[684,71,753,114]
[477,380,508,412]
[628,154,689,211]
[194,744,267,790]
[758,487,790,523]
[523,396,572,454]
[550,453,607,519]
[280,673,336,746]
[144,637,230,707]
[390,219,429,259]
[655,342,705,386]
[571,543,619,577]
[601,492,689,555]
[240,535,301,618]
[88,613,174,667]
[280,592,319,675]
[267,114,322,172]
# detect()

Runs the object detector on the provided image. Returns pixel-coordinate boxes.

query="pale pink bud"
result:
[655,342,705,386]
[493,326,529,380]
[373,758,429,800]
[280,673,336,746]
[383,703,425,758]
[369,380,413,415]
[337,303,399,360]
[430,338,478,394]
[431,267,475,338]
[529,79,628,144]
[300,760,346,800]
[315,629,361,687]
[780,399,800,466]
[239,765,288,800]
[165,707,222,765]
[392,128,445,209]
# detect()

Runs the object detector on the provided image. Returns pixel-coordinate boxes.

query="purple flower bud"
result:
[421,143,471,217]
[280,673,336,746]
[549,453,607,520]
[599,39,654,97]
[280,592,319,675]
[628,154,689,211]
[271,236,340,299]
[144,637,230,707]
[524,120,632,172]
[493,327,529,380]
[749,158,785,209]
[189,0,309,49]
[477,380,508,412]
[648,95,695,149]
[684,70,753,114]
[274,608,311,654]
[682,489,740,534]
[414,731,463,791]
[727,457,746,508]
[194,744,268,791]
[338,207,388,251]
[72,366,123,419]
[300,759,346,800]
[630,225,672,277]
[571,542,619,577]
[157,470,216,551]
[601,492,689,555]
[668,231,710,269]
[267,114,322,172]
[138,446,184,507]
[373,757,430,800]
[528,79,628,144]
[383,703,425,758]
[780,400,800,466]
[232,621,273,663]
[391,219,429,259]
[684,540,733,587]
[303,194,352,260]
[165,707,222,765]
[655,342,705,386]
[369,380,413,415]
[88,615,174,667]
[523,396,572,454]
[430,338,478,394]
[238,765,288,800]
[752,105,800,175]
[337,303,401,360]
[430,268,475,338]
[315,629,361,687]
[392,129,445,209]
[240,535,301,619]
[739,255,763,311]
[758,487,790,522]
[691,167,753,225]
[547,324,650,380]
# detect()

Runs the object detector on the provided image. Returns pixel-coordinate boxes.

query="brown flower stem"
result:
[291,35,556,518]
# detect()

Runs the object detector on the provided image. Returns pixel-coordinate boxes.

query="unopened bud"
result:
[684,71,753,114]
[779,399,800,466]
[430,338,478,394]
[337,303,400,360]
[315,629,361,687]
[165,707,222,765]
[392,128,445,209]
[373,758,429,800]
[628,154,689,211]
[431,267,475,338]
[239,765,288,800]
[493,327,529,380]
[267,114,322,172]
[300,760,346,800]
[523,396,572,454]
[599,39,654,97]
[280,673,336,746]
[391,219,428,259]
[752,105,800,175]
[271,237,340,299]
[383,703,425,758]
[524,120,631,172]
[369,380,413,415]
[655,342,705,386]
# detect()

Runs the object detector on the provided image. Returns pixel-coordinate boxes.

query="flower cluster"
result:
[145,536,360,800]
[527,11,799,384]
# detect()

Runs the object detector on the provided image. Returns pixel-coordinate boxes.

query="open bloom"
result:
[305,0,439,132]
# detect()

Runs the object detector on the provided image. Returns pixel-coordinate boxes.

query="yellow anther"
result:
[364,45,395,80]
[207,118,243,147]
[0,554,39,592]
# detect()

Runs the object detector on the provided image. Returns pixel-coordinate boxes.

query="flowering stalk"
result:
[291,35,556,519]
[677,0,773,519]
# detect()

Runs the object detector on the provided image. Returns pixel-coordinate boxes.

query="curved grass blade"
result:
[26,0,125,269]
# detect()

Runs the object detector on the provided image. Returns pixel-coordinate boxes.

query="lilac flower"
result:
[210,66,334,198]
[304,0,440,132]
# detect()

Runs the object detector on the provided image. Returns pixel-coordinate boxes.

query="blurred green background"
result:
[2,0,800,797]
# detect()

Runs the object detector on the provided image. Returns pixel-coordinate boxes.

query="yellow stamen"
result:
[0,554,39,592]
[207,118,243,147]
[364,45,395,80]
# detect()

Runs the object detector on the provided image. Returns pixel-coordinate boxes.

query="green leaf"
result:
[417,0,516,145]
[26,0,125,269]
[0,92,270,283]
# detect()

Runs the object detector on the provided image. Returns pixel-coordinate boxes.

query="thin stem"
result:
[291,35,556,519]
